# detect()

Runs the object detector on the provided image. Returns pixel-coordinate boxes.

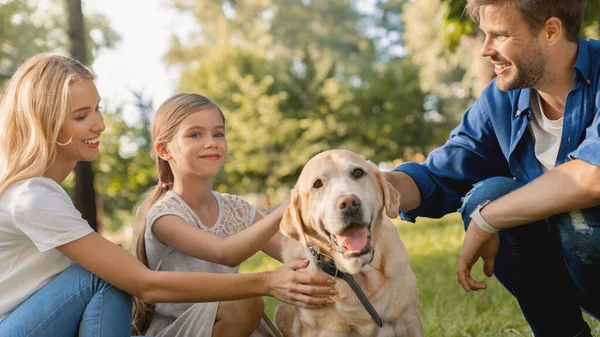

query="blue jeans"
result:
[0,264,133,337]
[460,177,600,337]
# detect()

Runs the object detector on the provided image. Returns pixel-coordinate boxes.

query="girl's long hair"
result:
[131,93,225,335]
[0,54,93,195]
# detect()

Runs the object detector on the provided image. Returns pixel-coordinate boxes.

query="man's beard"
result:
[496,46,548,92]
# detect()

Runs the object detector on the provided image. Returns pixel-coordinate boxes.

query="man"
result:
[384,1,600,336]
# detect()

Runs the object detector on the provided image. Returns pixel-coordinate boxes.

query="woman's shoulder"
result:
[2,177,83,231]
[5,177,69,209]
[8,177,63,194]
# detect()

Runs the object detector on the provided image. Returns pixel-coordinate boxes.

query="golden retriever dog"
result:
[274,150,423,337]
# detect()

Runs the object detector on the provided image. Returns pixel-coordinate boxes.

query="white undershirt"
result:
[528,90,564,172]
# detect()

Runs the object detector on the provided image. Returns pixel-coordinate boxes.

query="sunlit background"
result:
[2,0,600,335]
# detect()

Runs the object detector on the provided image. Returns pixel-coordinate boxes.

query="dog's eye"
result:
[313,179,323,189]
[352,168,364,178]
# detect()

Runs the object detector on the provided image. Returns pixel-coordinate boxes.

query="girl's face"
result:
[166,108,228,178]
[56,78,105,164]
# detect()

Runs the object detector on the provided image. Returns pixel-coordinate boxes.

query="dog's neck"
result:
[305,242,384,328]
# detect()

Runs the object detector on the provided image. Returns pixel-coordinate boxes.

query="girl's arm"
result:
[152,201,288,267]
[57,232,334,308]
[255,211,283,262]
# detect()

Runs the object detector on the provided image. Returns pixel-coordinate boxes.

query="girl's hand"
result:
[456,220,499,292]
[265,259,336,309]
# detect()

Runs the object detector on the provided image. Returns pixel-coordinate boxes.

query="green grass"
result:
[240,214,600,336]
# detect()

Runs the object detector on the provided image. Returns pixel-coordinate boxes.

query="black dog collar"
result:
[307,244,383,328]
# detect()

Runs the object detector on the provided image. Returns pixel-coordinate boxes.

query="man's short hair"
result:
[466,0,586,42]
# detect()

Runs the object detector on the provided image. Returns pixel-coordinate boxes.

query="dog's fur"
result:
[274,150,423,337]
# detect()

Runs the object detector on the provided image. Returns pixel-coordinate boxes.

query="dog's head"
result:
[280,149,401,275]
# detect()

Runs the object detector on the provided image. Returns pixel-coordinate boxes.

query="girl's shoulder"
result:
[146,191,192,226]
[215,192,254,211]
[215,192,257,228]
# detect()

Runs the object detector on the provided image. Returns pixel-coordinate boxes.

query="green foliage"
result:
[241,214,600,336]
[94,94,157,231]
[0,0,119,87]
[0,1,60,83]
[403,0,475,117]
[441,0,475,52]
[166,0,455,202]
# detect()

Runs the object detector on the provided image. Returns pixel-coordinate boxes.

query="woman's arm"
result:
[57,232,335,308]
[152,202,287,267]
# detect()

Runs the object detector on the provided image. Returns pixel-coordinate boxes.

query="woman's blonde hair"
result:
[0,53,94,195]
[131,93,225,335]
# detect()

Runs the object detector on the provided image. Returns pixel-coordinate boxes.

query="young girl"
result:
[0,54,335,337]
[133,93,307,337]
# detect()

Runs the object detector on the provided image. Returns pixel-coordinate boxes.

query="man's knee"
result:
[460,176,523,230]
[551,208,600,302]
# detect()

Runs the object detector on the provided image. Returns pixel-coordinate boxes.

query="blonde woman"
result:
[0,54,335,337]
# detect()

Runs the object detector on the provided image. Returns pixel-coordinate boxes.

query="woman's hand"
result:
[265,259,336,309]
[457,221,499,292]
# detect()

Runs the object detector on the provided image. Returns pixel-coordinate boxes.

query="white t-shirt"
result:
[0,177,94,320]
[529,90,564,172]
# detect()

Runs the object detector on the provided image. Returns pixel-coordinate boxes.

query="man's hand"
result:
[457,221,500,292]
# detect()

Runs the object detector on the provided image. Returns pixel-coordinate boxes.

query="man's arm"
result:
[481,159,600,229]
[457,159,600,292]
[383,171,421,212]
[383,89,510,221]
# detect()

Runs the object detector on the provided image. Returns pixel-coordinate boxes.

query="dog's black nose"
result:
[337,194,361,214]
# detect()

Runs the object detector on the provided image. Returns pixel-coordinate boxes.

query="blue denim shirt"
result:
[395,38,600,222]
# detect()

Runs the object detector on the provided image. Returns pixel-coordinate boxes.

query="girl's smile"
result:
[199,154,221,161]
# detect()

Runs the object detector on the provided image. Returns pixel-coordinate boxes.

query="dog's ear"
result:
[377,170,401,219]
[280,188,307,245]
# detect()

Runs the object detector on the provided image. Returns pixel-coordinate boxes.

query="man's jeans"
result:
[0,264,133,337]
[460,177,600,337]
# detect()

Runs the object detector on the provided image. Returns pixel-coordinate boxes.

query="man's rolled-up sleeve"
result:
[569,103,600,166]
[394,98,510,222]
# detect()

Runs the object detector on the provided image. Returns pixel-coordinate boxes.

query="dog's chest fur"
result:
[278,220,417,337]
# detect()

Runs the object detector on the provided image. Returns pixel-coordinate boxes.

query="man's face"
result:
[479,4,549,91]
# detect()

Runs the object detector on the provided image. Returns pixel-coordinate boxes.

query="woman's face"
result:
[56,78,105,164]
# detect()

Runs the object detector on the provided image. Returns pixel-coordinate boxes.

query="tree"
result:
[165,0,454,201]
[0,0,118,88]
[65,0,101,231]
[0,1,61,84]
[402,0,474,125]
[94,92,157,232]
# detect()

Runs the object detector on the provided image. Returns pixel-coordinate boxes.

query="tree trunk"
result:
[66,0,99,232]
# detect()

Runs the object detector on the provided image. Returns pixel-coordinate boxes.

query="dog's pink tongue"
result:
[336,226,369,252]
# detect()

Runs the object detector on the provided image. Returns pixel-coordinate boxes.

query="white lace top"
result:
[144,190,256,317]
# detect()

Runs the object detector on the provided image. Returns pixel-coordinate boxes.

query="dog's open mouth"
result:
[330,222,372,258]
